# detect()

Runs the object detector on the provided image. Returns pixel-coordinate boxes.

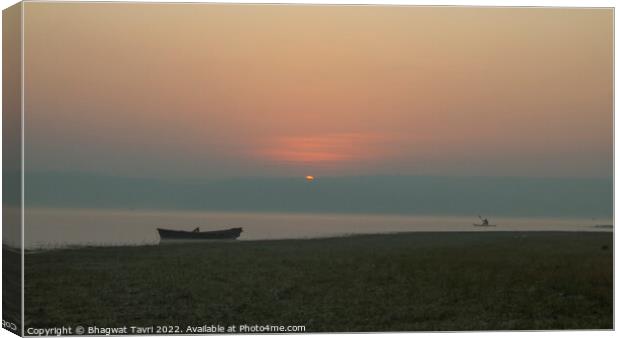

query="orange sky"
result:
[23,3,612,178]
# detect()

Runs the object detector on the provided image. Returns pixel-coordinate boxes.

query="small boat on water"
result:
[157,227,243,242]
[473,215,496,227]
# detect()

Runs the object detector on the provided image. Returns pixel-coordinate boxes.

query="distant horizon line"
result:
[14,205,615,221]
[20,170,614,182]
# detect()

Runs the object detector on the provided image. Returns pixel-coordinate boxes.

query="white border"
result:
[19,1,24,336]
[0,1,616,338]
[11,0,619,6]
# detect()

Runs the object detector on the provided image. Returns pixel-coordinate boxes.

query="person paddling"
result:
[478,215,489,225]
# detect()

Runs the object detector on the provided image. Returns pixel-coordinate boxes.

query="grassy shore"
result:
[25,231,612,331]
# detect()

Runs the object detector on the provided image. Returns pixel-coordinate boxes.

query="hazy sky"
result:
[24,4,612,179]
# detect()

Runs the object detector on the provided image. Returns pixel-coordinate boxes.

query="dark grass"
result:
[25,231,612,332]
[3,246,22,333]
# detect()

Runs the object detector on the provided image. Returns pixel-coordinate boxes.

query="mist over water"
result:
[21,208,611,249]
[15,174,612,249]
[25,173,612,217]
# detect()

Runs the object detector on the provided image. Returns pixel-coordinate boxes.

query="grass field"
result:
[24,231,612,332]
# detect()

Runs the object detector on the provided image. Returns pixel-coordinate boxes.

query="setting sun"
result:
[305,175,315,182]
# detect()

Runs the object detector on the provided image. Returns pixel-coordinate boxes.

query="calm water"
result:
[13,207,612,249]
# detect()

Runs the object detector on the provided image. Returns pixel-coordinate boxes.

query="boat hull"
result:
[472,224,497,227]
[157,227,242,242]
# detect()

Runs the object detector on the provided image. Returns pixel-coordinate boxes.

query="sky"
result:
[23,3,612,180]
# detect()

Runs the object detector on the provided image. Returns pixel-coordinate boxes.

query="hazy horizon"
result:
[22,172,612,218]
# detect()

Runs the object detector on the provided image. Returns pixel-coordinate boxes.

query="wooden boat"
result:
[157,227,243,242]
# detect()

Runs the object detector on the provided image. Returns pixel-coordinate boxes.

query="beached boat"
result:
[157,227,243,242]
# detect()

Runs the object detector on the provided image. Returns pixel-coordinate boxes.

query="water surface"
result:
[19,208,612,249]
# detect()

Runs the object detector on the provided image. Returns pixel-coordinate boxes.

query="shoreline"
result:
[13,228,614,252]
